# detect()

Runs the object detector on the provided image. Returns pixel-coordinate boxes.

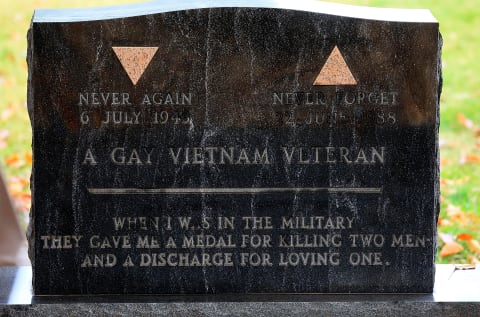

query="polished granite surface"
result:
[29,2,441,295]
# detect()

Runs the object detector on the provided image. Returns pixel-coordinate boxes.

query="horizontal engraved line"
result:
[87,187,382,195]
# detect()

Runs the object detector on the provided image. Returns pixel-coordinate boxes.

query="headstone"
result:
[28,0,441,295]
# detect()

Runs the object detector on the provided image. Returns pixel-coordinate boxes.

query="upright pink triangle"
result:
[313,46,357,86]
[112,47,158,85]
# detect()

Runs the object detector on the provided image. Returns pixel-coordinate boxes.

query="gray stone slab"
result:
[2,302,479,317]
[0,265,479,316]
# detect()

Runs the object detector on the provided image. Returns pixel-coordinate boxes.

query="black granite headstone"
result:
[28,0,441,295]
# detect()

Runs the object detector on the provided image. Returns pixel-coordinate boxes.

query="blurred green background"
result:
[0,0,479,263]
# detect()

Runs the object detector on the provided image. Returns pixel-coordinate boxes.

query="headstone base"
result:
[1,265,479,316]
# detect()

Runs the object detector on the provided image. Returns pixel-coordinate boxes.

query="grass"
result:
[1,0,479,263]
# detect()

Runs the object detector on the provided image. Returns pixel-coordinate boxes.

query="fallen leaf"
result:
[15,177,29,187]
[440,177,471,185]
[13,198,30,213]
[9,177,29,187]
[7,175,31,214]
[8,182,24,196]
[20,192,31,200]
[454,264,476,270]
[468,239,480,254]
[446,204,469,225]
[460,154,480,164]
[25,152,32,165]
[0,130,9,138]
[440,219,452,226]
[5,154,21,167]
[440,158,450,169]
[13,191,31,213]
[446,204,460,214]
[474,128,480,138]
[439,232,454,244]
[467,213,480,222]
[440,241,464,257]
[6,52,15,62]
[3,78,14,87]
[1,107,14,121]
[457,233,473,241]
[0,129,9,149]
[457,113,474,129]
[9,32,20,41]
[456,176,471,185]
[13,13,23,22]
[467,255,480,265]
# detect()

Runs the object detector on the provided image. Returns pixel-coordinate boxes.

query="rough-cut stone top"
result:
[32,0,437,23]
